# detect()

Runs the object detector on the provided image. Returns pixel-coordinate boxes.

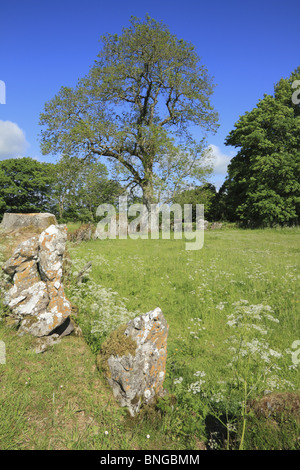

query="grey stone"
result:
[196,219,209,230]
[2,236,39,276]
[2,224,72,340]
[38,224,67,281]
[34,334,61,354]
[210,222,223,230]
[100,307,169,416]
[0,212,57,232]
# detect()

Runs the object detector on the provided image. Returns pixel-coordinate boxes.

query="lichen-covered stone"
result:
[0,212,57,232]
[97,324,138,378]
[99,307,169,416]
[9,281,49,317]
[38,224,67,281]
[2,224,72,339]
[2,236,39,276]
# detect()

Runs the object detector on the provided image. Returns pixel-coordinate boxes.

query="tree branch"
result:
[89,144,143,185]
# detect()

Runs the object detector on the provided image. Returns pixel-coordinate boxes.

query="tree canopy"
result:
[51,155,123,221]
[221,67,300,226]
[0,157,122,222]
[0,157,54,216]
[39,15,218,209]
[173,183,218,221]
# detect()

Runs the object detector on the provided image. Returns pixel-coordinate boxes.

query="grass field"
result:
[0,226,299,450]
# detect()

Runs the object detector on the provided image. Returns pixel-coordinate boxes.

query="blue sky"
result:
[0,0,299,189]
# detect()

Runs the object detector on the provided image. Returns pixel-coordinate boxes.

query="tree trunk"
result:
[59,197,64,220]
[142,182,153,214]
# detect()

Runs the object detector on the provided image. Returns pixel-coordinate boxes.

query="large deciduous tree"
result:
[221,67,300,226]
[39,15,218,210]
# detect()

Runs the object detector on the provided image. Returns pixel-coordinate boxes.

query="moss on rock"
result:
[96,324,137,378]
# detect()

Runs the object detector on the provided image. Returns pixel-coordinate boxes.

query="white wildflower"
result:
[174,377,183,385]
[194,371,206,378]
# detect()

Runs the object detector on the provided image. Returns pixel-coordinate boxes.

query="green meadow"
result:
[67,226,300,449]
[0,227,299,450]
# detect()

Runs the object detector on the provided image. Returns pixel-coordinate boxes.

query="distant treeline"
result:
[0,156,123,223]
[0,139,299,227]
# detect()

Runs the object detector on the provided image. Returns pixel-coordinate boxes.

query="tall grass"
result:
[0,227,299,449]
[67,228,300,449]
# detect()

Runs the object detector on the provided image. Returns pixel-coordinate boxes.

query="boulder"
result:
[98,307,169,416]
[2,224,73,339]
[196,219,209,230]
[0,213,57,232]
[210,222,223,230]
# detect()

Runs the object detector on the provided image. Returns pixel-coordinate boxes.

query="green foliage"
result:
[66,256,139,354]
[0,157,55,217]
[51,155,123,222]
[243,411,300,450]
[173,183,218,221]
[39,15,218,207]
[1,227,299,450]
[222,67,300,226]
[0,156,122,222]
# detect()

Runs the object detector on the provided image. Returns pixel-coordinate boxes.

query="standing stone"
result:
[98,307,169,416]
[2,224,73,339]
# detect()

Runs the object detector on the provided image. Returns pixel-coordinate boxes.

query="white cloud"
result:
[208,144,234,176]
[0,120,29,160]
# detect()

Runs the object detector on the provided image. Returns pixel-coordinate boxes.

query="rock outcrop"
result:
[2,224,73,339]
[98,307,169,416]
[0,212,57,232]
